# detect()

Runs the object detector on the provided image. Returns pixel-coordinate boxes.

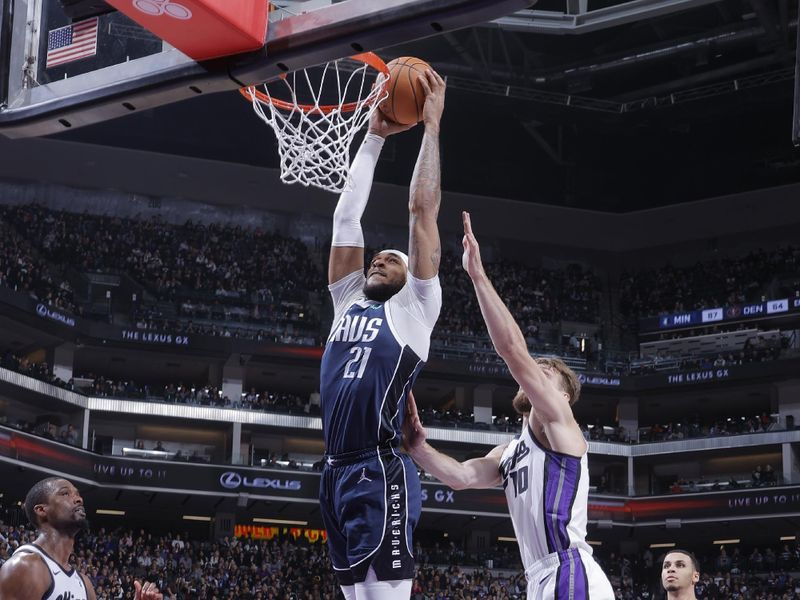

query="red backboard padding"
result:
[103,0,269,61]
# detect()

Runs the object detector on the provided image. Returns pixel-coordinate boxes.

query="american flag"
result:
[46,17,99,69]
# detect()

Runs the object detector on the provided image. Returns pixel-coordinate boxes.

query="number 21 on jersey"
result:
[344,346,372,379]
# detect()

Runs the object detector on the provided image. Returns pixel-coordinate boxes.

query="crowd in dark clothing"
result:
[436,251,601,340]
[667,462,780,495]
[2,205,799,374]
[0,205,602,346]
[75,376,312,415]
[639,412,777,443]
[2,205,799,338]
[0,204,323,340]
[627,344,785,376]
[0,216,78,313]
[0,414,80,447]
[619,246,800,318]
[0,524,529,599]
[3,522,800,599]
[1,204,321,305]
[0,352,55,383]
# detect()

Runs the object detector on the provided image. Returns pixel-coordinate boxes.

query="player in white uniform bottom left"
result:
[0,477,162,600]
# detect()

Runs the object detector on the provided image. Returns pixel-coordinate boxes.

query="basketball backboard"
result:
[0,0,535,138]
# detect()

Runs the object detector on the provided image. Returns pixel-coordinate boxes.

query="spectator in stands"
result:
[752,465,763,487]
[750,547,764,571]
[59,424,79,446]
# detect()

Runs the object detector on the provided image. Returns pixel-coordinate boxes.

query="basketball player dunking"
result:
[403,212,615,600]
[319,69,445,600]
[0,477,162,600]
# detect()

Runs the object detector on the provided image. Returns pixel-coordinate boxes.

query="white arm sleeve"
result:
[329,270,366,324]
[386,274,442,361]
[331,133,385,248]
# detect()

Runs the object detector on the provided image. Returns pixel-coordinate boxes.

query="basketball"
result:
[379,57,433,126]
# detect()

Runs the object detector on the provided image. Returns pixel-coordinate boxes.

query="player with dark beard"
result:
[319,68,446,600]
[0,477,162,600]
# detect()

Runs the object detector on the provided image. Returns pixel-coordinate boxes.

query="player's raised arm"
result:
[461,212,586,456]
[407,70,445,281]
[403,391,504,489]
[328,110,414,285]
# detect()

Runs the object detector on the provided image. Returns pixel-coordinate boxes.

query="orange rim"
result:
[240,52,389,115]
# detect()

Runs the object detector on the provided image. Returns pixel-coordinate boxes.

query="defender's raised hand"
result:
[461,211,485,281]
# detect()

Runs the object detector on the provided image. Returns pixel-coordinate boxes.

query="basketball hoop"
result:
[240,52,390,194]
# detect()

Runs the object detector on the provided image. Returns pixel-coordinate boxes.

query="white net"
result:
[245,56,389,194]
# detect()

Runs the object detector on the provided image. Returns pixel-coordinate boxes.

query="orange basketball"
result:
[379,57,432,126]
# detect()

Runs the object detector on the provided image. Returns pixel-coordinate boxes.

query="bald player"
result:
[0,477,161,600]
[662,549,700,600]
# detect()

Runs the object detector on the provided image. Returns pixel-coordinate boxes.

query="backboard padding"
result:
[0,0,535,138]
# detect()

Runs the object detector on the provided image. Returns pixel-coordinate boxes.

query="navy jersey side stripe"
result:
[378,346,422,443]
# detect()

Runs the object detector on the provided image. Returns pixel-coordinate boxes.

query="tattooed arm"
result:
[407,69,446,280]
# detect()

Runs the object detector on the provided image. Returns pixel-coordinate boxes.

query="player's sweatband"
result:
[331,133,385,248]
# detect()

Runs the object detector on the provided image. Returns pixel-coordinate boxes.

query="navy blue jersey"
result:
[321,270,441,454]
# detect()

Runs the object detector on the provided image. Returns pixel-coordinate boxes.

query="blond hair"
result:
[512,357,581,413]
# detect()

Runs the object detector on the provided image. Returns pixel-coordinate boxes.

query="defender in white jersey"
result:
[404,212,614,600]
[0,477,162,600]
[321,69,446,600]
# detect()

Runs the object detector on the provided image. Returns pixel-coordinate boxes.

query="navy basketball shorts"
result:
[319,445,421,585]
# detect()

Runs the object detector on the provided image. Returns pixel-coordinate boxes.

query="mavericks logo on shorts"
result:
[390,483,403,569]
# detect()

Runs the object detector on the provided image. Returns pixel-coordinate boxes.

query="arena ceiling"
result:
[25,0,800,211]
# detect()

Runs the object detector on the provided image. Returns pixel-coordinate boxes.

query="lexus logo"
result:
[36,304,48,316]
[220,472,242,489]
[218,471,302,491]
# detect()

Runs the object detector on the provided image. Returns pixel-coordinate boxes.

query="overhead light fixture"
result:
[497,536,517,543]
[587,540,602,546]
[252,518,308,526]
[183,515,212,522]
[650,543,676,549]
[781,536,797,541]
[96,509,125,516]
[713,539,740,545]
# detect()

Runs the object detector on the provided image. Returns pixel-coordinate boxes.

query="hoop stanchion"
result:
[240,52,390,194]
